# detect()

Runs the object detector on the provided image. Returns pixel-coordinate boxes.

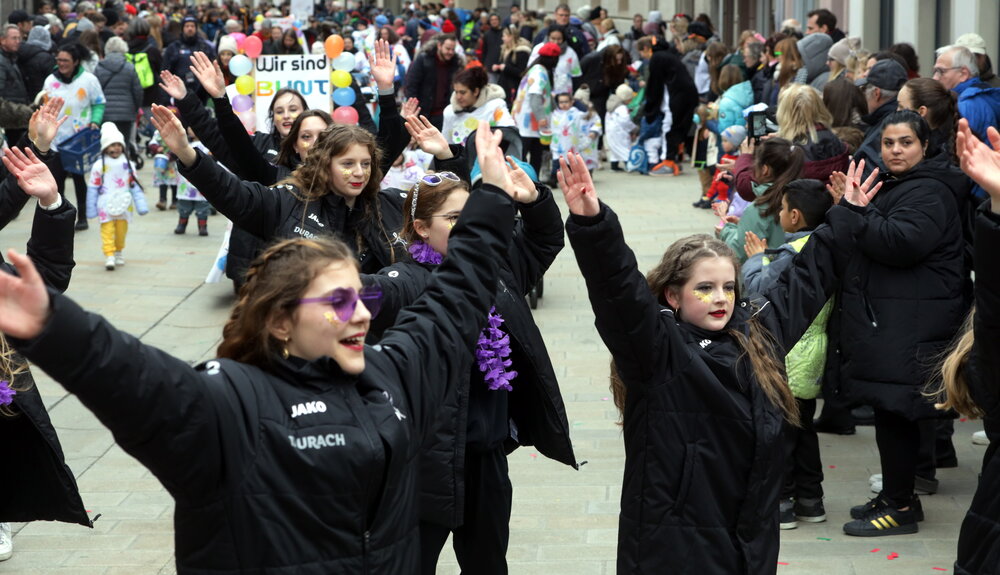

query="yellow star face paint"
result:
[324,311,339,324]
[340,168,354,180]
[725,290,735,303]
[692,290,713,304]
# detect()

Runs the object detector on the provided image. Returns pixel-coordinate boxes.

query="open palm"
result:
[958,119,1000,200]
[556,153,600,216]
[2,147,57,202]
[0,249,50,340]
[368,38,398,91]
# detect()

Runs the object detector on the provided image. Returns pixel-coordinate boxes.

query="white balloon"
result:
[332,52,356,72]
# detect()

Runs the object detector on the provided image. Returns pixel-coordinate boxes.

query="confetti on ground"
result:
[829,465,837,469]
[816,537,831,541]
[960,418,967,422]
[777,562,789,566]
[601,397,609,401]
[529,453,538,458]
[887,552,899,560]
[870,548,881,553]
[932,569,948,572]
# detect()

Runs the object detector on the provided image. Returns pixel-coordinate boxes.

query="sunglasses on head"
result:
[299,285,383,322]
[410,171,462,217]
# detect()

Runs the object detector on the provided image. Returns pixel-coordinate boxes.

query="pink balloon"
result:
[231,94,254,113]
[332,105,359,125]
[231,32,247,49]
[243,35,263,58]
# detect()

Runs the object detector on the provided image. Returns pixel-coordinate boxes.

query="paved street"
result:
[0,165,986,575]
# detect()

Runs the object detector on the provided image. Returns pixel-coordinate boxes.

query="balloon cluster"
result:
[226,33,265,113]
[325,35,359,125]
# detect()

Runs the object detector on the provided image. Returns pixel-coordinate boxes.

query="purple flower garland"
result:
[408,240,516,391]
[0,380,15,406]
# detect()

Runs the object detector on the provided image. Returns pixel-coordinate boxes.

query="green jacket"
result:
[720,182,785,262]
[743,232,831,399]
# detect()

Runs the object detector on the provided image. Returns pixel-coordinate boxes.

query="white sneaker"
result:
[0,522,12,561]
[869,473,882,485]
[104,256,116,270]
[870,474,939,494]
[972,430,990,445]
[114,251,125,266]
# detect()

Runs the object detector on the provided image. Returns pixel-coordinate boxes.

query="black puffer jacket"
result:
[177,150,406,274]
[0,172,89,528]
[566,200,867,574]
[10,184,515,574]
[17,42,55,100]
[828,152,970,420]
[367,186,577,528]
[955,205,1000,575]
[643,42,698,127]
[404,43,463,117]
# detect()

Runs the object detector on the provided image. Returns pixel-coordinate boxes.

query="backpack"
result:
[126,52,154,89]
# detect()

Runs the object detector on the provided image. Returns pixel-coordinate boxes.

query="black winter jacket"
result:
[17,42,54,100]
[405,46,462,117]
[0,172,89,528]
[955,205,1000,575]
[177,150,406,275]
[566,200,867,574]
[367,187,577,527]
[643,42,698,125]
[10,184,516,574]
[828,153,970,420]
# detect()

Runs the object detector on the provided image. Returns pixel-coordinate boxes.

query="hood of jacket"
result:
[449,82,506,112]
[98,52,127,73]
[25,27,52,50]
[883,150,969,199]
[797,33,833,83]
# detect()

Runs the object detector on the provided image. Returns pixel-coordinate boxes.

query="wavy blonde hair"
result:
[777,83,834,144]
[0,336,30,417]
[931,309,982,418]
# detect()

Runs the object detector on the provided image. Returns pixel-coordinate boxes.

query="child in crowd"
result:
[696,125,745,209]
[86,123,148,271]
[148,129,178,211]
[742,179,836,530]
[605,84,637,172]
[573,86,603,172]
[549,92,586,179]
[174,130,211,236]
[381,143,430,191]
[691,104,718,201]
[719,138,804,261]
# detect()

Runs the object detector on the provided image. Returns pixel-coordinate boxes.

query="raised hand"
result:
[744,231,766,257]
[957,118,1000,209]
[401,97,421,119]
[841,158,881,207]
[158,70,188,101]
[556,152,599,217]
[368,38,399,91]
[826,170,847,203]
[149,105,197,167]
[28,96,67,152]
[712,200,730,218]
[190,51,227,99]
[476,122,515,196]
[403,114,451,159]
[2,147,58,205]
[505,155,538,203]
[0,249,51,340]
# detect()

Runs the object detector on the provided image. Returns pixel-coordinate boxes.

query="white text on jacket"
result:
[291,400,327,418]
[288,434,347,449]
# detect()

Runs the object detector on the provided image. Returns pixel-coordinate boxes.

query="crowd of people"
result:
[0,1,999,574]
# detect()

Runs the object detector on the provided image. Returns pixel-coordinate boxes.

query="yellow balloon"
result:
[255,14,264,22]
[331,69,353,89]
[235,75,255,95]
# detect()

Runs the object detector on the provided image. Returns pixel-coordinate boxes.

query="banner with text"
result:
[254,54,331,132]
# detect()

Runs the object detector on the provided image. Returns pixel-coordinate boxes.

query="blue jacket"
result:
[954,78,1000,199]
[717,81,754,135]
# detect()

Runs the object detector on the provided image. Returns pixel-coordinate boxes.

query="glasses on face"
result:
[932,66,960,77]
[299,285,383,322]
[427,213,460,228]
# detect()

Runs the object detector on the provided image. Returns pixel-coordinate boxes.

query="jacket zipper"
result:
[342,386,379,573]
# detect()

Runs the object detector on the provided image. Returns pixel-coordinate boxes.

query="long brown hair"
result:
[901,77,959,162]
[753,138,805,218]
[218,237,357,370]
[401,177,469,243]
[610,235,800,426]
[275,109,332,168]
[931,309,981,418]
[776,37,804,87]
[282,124,390,257]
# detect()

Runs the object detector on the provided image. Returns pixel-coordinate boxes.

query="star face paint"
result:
[691,289,713,304]
[328,143,373,207]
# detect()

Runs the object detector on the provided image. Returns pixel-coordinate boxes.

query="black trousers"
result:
[523,137,543,177]
[783,398,824,500]
[419,446,512,575]
[53,161,88,222]
[874,408,921,507]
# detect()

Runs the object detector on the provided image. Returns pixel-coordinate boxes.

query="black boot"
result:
[174,217,188,234]
[198,219,208,236]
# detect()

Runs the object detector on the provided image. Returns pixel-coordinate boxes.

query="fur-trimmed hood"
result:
[449,82,507,112]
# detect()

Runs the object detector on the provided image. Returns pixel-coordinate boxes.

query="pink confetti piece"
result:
[777,562,789,566]
[932,569,948,572]
[887,552,899,560]
[601,397,609,401]
[828,465,836,469]
[529,453,538,458]
[960,418,967,422]
[870,548,880,553]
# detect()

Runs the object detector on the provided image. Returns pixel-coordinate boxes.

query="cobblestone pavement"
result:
[0,166,984,574]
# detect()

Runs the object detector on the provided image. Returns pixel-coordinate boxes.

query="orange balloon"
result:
[324,35,344,59]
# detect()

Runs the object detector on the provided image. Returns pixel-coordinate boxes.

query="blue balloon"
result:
[229,54,252,77]
[333,87,356,107]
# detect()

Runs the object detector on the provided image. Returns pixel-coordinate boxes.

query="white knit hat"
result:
[100,122,125,153]
[218,35,238,56]
[615,83,635,102]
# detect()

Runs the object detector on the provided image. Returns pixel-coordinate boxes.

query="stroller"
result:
[464,127,545,310]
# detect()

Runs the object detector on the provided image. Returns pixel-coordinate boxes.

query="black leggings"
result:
[523,137,543,177]
[53,161,88,222]
[874,408,921,507]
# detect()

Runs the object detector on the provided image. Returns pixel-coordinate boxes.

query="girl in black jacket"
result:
[933,119,1000,575]
[555,152,875,574]
[0,127,525,574]
[365,121,576,575]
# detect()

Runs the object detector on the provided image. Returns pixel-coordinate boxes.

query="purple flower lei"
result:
[0,380,15,406]
[408,241,516,391]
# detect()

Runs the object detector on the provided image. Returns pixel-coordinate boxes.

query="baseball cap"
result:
[687,21,711,39]
[855,59,907,90]
[7,10,30,24]
[954,33,987,55]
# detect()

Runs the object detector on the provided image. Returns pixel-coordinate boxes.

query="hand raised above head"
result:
[28,96,67,152]
[368,38,399,91]
[189,51,226,99]
[149,105,197,167]
[403,115,450,159]
[556,152,599,217]
[0,249,51,340]
[2,147,58,205]
[957,118,1000,209]
[158,70,188,100]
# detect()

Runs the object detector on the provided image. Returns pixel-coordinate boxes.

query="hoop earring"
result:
[282,337,291,360]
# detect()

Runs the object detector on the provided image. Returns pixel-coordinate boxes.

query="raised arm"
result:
[506,162,563,295]
[370,39,410,176]
[151,105,285,238]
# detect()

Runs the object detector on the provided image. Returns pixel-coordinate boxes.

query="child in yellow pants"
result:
[86,123,148,270]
